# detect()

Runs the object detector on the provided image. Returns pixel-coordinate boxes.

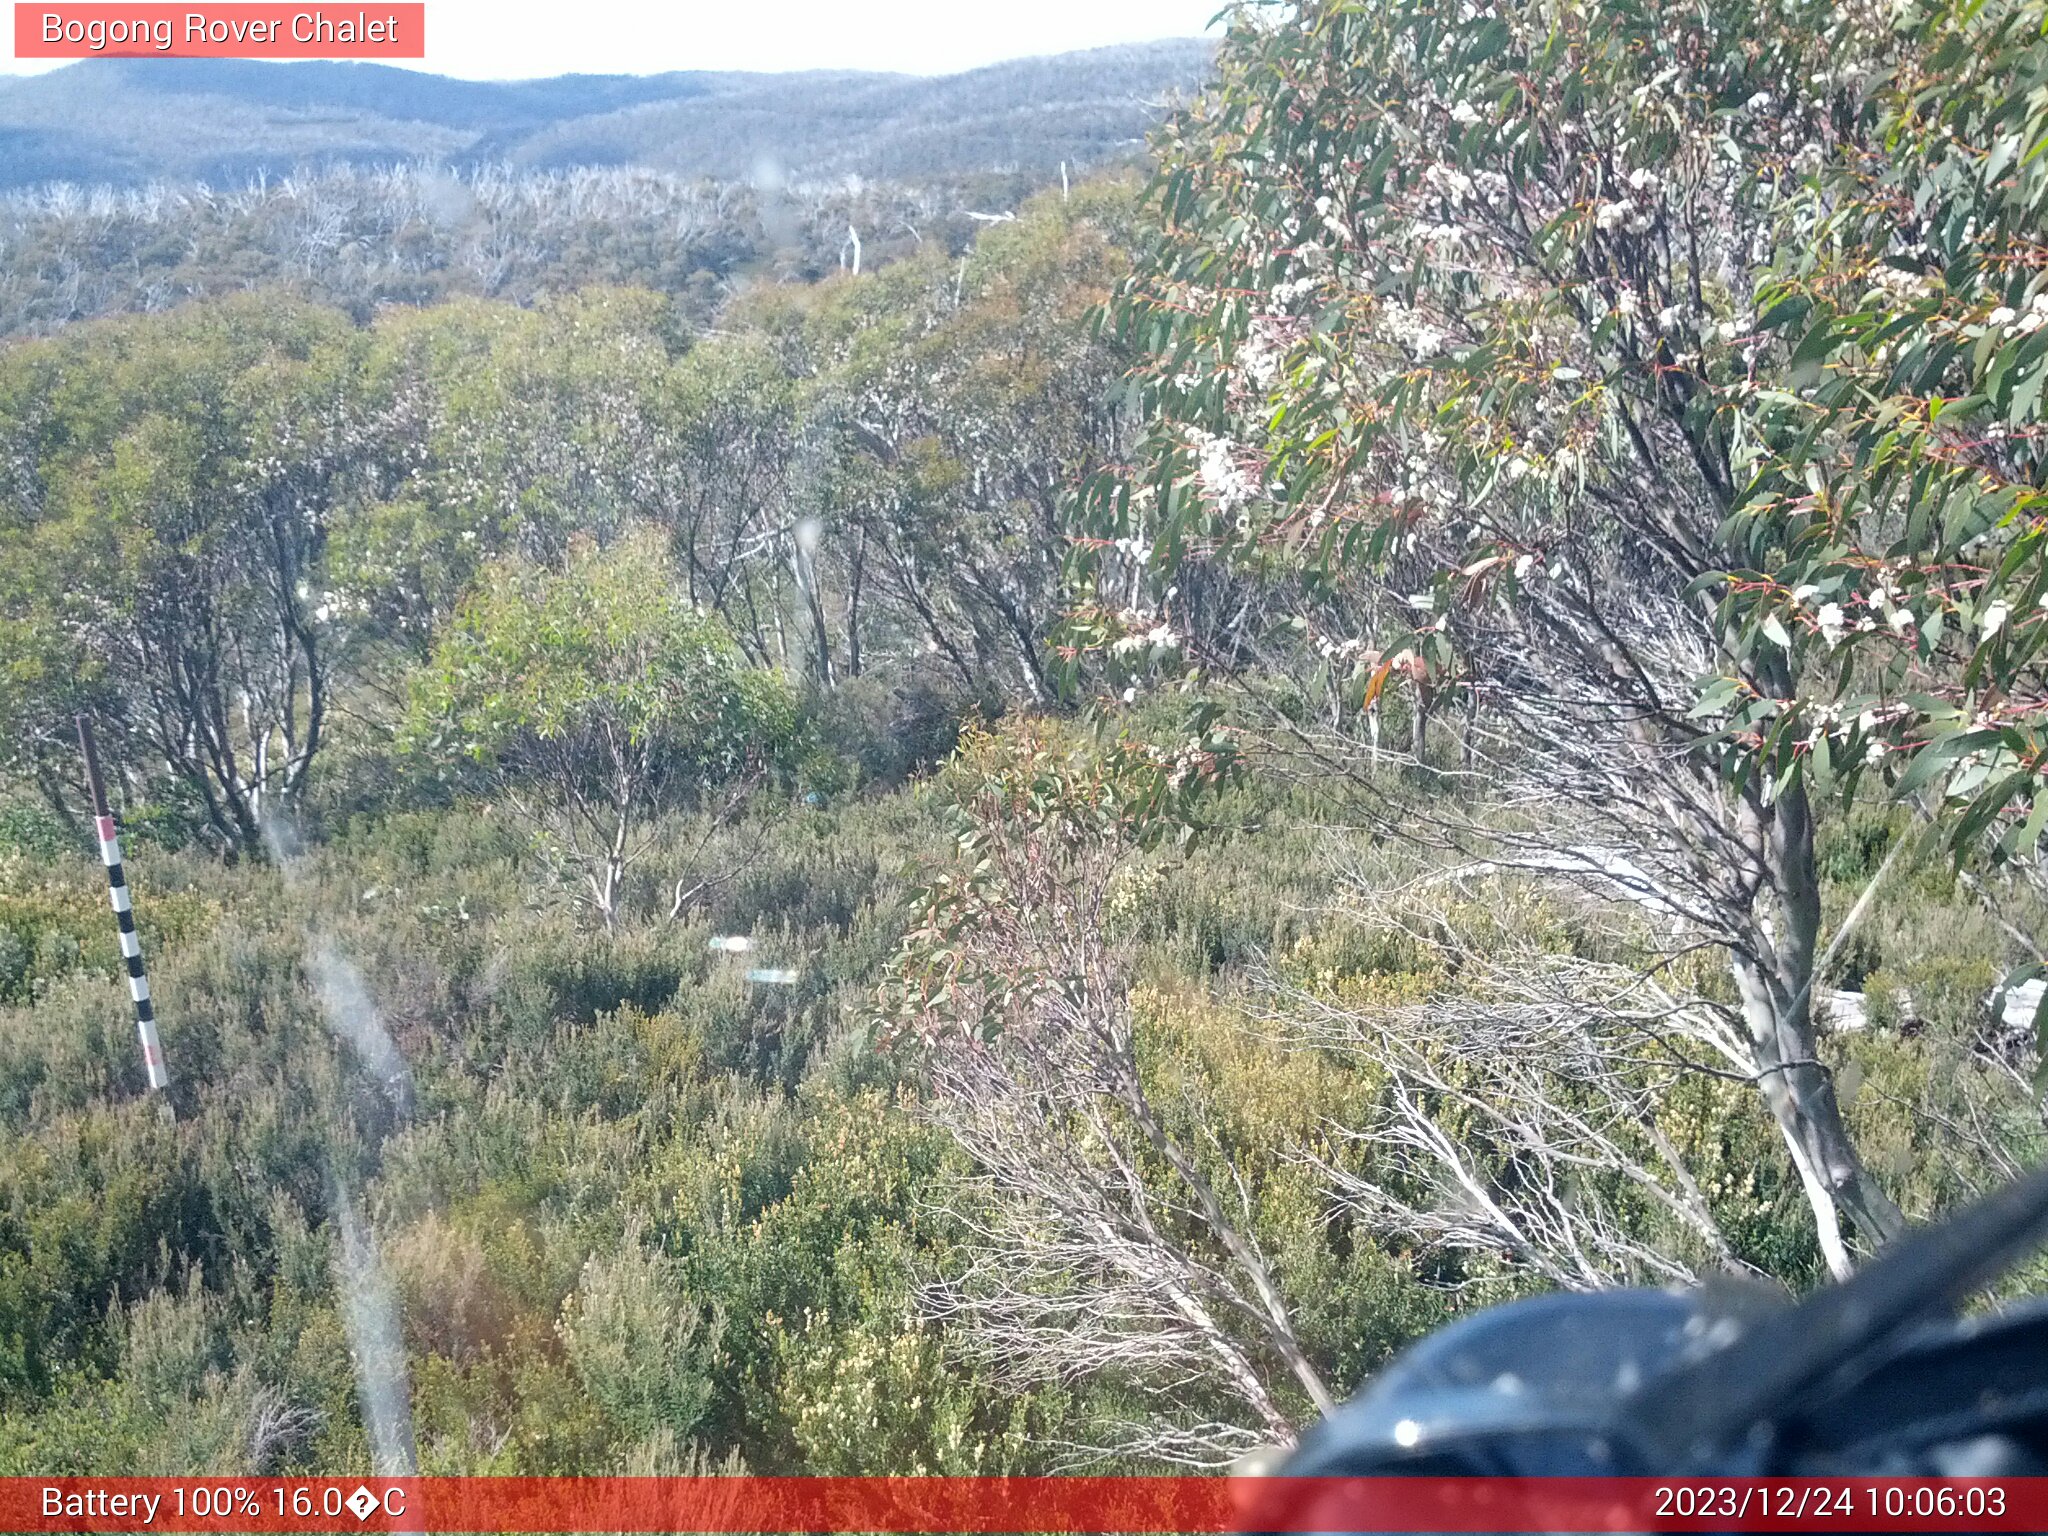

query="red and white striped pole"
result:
[76,716,170,1094]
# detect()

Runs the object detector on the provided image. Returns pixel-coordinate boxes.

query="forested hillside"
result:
[0,163,1062,339]
[0,45,1213,190]
[0,46,1213,344]
[4,0,2048,1479]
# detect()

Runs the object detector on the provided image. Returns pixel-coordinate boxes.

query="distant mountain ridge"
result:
[0,44,1216,191]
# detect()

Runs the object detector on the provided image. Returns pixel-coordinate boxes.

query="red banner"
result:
[14,4,425,59]
[6,1476,2048,1533]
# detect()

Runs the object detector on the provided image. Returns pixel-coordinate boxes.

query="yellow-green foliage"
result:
[0,856,225,1007]
[767,1311,1044,1475]
[1132,978,1458,1387]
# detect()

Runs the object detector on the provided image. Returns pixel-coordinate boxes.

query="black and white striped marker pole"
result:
[77,717,170,1093]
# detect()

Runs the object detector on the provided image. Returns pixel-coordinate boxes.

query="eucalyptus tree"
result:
[0,295,377,855]
[1709,1,2048,867]
[800,192,1135,701]
[1072,0,1930,1272]
[400,530,798,928]
[652,332,808,670]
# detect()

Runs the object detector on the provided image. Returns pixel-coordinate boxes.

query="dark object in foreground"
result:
[1278,1163,2048,1482]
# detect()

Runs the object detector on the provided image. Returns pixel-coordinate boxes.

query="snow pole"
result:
[76,716,170,1094]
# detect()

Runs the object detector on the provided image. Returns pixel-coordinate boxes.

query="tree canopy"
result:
[1068,0,2048,1271]
[403,531,798,924]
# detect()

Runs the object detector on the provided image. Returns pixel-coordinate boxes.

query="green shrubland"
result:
[2,683,2043,1469]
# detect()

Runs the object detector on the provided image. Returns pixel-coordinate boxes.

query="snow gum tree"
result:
[1718,2,2048,863]
[1064,0,2043,1274]
[401,530,798,927]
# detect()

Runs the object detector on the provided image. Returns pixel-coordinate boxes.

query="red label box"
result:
[6,1476,2048,1534]
[14,3,425,58]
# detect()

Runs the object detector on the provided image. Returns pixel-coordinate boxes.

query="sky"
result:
[1,0,1228,78]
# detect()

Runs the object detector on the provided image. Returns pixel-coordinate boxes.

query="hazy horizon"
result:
[1,0,1230,80]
